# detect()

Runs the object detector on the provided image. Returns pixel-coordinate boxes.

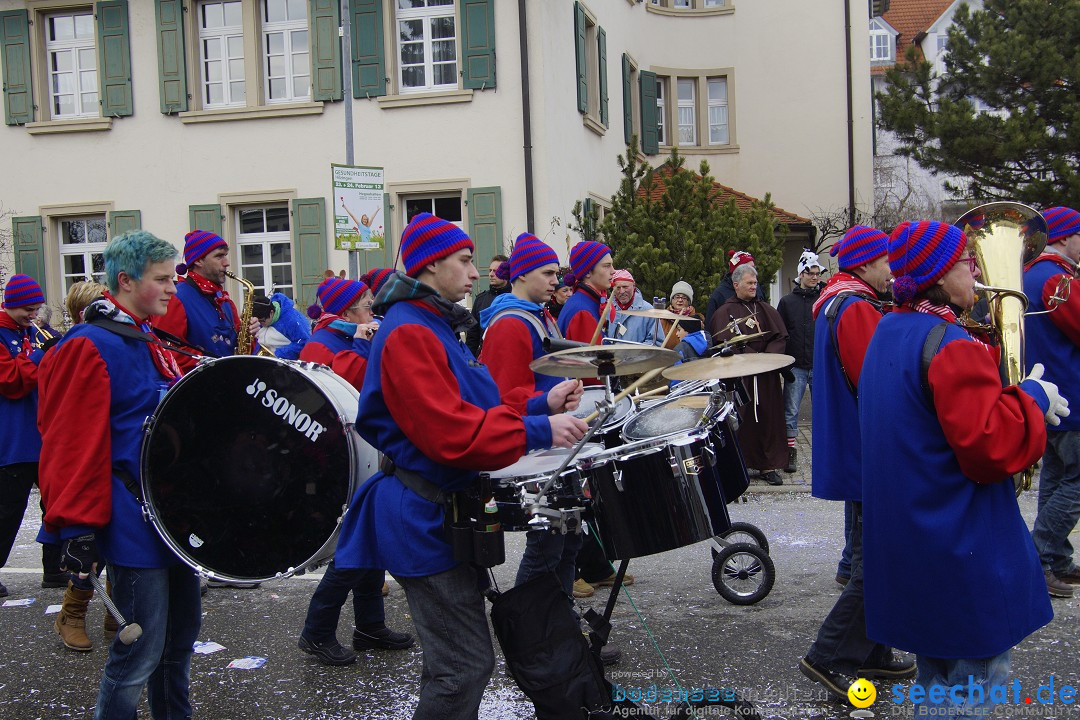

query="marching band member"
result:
[1025,206,1080,597]
[799,226,913,700]
[556,240,614,343]
[38,231,202,719]
[299,277,376,370]
[324,267,396,389]
[334,213,587,719]
[251,291,310,360]
[859,221,1066,716]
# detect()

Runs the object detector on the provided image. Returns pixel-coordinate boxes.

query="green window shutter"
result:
[622,54,632,144]
[582,197,594,240]
[597,27,607,127]
[0,10,34,126]
[97,0,133,117]
[640,70,658,155]
[293,197,328,308]
[310,0,342,101]
[108,210,142,237]
[155,0,188,113]
[573,2,587,114]
[467,186,502,294]
[12,216,45,285]
[189,204,223,235]
[460,0,495,90]
[352,0,386,98]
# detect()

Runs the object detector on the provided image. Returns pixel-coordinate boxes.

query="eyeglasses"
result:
[955,256,979,273]
[803,271,822,278]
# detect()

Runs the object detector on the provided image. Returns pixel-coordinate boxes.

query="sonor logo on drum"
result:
[245,379,327,442]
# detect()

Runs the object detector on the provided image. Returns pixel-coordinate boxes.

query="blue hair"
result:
[104,231,179,292]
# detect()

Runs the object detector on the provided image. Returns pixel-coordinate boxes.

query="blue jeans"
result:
[397,564,495,720]
[516,529,583,597]
[912,652,1010,717]
[1031,430,1080,575]
[95,564,202,720]
[301,562,386,642]
[783,367,811,438]
[837,501,854,580]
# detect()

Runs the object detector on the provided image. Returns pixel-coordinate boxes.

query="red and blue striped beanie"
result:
[888,220,967,304]
[315,277,369,316]
[1042,207,1080,244]
[831,226,889,270]
[400,213,473,277]
[177,230,228,275]
[568,241,611,284]
[360,267,396,296]
[2,274,45,309]
[497,234,560,282]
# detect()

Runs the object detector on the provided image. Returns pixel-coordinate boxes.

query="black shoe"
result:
[858,654,916,680]
[352,626,414,651]
[298,635,357,665]
[0,580,8,598]
[799,657,854,702]
[762,471,783,486]
[785,447,798,474]
[835,574,850,587]
[41,572,69,589]
[206,579,261,589]
[599,644,622,666]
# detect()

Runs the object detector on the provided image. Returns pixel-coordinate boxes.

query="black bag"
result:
[489,573,610,719]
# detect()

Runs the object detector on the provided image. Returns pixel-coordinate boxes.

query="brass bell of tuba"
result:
[954,202,1047,494]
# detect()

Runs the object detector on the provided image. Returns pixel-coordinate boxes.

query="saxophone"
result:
[224,270,272,356]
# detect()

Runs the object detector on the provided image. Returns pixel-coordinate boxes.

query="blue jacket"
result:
[607,289,659,345]
[174,278,238,359]
[0,318,41,466]
[266,293,310,360]
[1024,254,1080,431]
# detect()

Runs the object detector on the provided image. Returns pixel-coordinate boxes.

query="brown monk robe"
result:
[709,265,789,482]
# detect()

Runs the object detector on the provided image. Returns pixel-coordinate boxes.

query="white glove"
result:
[1025,363,1070,427]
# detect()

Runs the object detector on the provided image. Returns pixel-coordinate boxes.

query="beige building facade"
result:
[0,0,873,310]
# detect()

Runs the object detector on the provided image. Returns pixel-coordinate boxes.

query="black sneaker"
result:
[599,644,622,666]
[858,654,916,680]
[41,572,69,589]
[785,447,798,474]
[799,657,854,702]
[298,635,357,666]
[352,626,414,651]
[762,471,784,486]
[835,574,851,587]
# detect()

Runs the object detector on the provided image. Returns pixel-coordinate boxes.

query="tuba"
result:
[954,202,1047,493]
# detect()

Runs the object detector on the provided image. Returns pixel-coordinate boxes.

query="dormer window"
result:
[869,18,895,63]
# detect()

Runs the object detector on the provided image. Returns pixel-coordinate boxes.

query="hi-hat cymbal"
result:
[619,307,688,322]
[530,344,680,378]
[663,353,795,381]
[713,330,770,345]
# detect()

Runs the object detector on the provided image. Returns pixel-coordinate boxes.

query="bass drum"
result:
[140,356,377,582]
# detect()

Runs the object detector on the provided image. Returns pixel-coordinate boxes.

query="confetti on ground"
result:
[45,604,61,615]
[193,641,226,654]
[227,656,267,670]
[3,598,36,607]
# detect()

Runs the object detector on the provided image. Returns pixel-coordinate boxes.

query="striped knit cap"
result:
[400,213,473,277]
[2,274,45,309]
[497,234,560,282]
[888,220,967,305]
[831,226,889,270]
[728,250,754,273]
[1042,206,1080,244]
[315,277,369,316]
[360,267,396,296]
[177,230,228,275]
[568,241,611,284]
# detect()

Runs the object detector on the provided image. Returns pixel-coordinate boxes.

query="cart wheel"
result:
[711,522,770,558]
[711,542,775,605]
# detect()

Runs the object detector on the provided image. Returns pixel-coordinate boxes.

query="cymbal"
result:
[713,330,770,345]
[663,353,795,381]
[618,307,688,322]
[530,344,680,378]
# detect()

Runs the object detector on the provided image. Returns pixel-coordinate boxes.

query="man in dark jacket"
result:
[465,254,509,356]
[776,250,824,473]
[705,250,766,330]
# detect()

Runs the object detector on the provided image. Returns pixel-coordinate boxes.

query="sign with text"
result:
[332,164,385,251]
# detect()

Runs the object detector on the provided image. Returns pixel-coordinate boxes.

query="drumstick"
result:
[632,385,669,401]
[583,366,666,423]
[589,302,610,346]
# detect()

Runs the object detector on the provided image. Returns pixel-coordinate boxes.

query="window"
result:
[677,77,696,145]
[869,18,893,63]
[263,0,310,103]
[397,0,458,93]
[199,1,246,107]
[573,2,607,131]
[58,215,107,292]
[45,12,98,120]
[707,77,728,145]
[648,0,728,10]
[237,205,294,298]
[656,77,667,145]
[403,194,463,226]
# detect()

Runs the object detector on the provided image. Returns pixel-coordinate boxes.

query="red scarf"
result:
[104,292,182,381]
[184,272,239,327]
[0,312,32,355]
[812,272,879,319]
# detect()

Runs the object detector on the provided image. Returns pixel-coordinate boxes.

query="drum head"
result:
[622,394,711,442]
[485,444,606,483]
[141,356,361,581]
[570,388,633,431]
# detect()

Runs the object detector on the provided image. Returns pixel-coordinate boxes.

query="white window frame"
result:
[262,0,311,104]
[677,77,696,146]
[869,18,893,63]
[236,205,294,298]
[401,193,464,231]
[45,10,98,120]
[198,0,247,108]
[58,215,108,293]
[396,0,459,94]
[707,76,728,146]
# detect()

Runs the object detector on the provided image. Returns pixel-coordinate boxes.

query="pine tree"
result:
[876,0,1080,207]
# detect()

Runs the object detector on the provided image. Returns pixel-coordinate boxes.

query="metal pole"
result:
[341,1,358,279]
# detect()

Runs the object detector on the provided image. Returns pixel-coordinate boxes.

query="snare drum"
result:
[483,444,606,531]
[140,356,378,582]
[586,395,745,560]
[569,387,634,448]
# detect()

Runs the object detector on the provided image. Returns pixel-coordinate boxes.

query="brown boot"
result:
[55,581,93,651]
[103,578,118,636]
